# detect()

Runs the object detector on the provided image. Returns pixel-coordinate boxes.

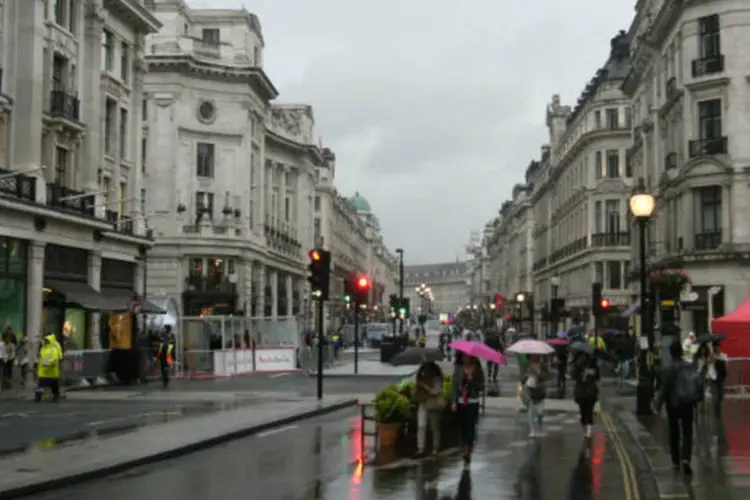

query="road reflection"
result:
[514,439,542,499]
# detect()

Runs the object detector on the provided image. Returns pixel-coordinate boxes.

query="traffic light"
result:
[592,282,602,316]
[307,249,331,300]
[345,272,371,304]
[388,294,398,312]
[600,298,611,311]
[399,297,410,317]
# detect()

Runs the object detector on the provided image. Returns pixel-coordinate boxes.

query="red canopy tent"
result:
[711,298,750,358]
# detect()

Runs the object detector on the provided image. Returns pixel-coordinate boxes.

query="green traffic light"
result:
[344,295,351,303]
[398,307,406,315]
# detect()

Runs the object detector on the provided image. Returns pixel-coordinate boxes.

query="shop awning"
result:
[100,288,166,314]
[45,280,127,312]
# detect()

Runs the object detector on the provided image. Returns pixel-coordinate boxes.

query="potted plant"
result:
[649,268,690,296]
[374,385,411,448]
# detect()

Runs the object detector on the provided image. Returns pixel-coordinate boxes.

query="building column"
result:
[242,259,253,316]
[270,269,278,318]
[82,1,105,191]
[285,274,293,317]
[88,252,102,349]
[255,260,265,317]
[131,34,147,235]
[26,242,45,360]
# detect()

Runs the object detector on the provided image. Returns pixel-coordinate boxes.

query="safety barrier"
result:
[724,357,750,395]
[60,349,110,386]
[178,346,298,378]
[360,403,378,463]
[178,315,301,353]
[297,344,335,372]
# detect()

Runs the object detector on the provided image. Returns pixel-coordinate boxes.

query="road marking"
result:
[256,424,299,438]
[0,412,30,418]
[602,411,640,500]
[269,373,290,379]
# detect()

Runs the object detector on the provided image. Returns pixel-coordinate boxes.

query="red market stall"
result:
[711,298,750,358]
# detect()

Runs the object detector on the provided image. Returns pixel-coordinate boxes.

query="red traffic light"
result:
[600,298,610,309]
[357,276,370,289]
[308,249,321,261]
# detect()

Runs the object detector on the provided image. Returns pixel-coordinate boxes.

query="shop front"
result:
[682,286,725,336]
[0,237,28,338]
[99,258,137,351]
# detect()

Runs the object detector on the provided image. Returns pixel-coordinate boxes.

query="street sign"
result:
[680,291,698,302]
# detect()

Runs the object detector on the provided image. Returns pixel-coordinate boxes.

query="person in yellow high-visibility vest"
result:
[156,336,174,388]
[35,334,63,401]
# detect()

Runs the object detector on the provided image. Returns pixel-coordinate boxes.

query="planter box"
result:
[395,407,460,457]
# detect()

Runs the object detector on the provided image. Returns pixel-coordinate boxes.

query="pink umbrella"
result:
[547,338,570,346]
[449,340,507,365]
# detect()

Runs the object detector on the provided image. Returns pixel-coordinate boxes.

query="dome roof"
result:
[350,192,371,212]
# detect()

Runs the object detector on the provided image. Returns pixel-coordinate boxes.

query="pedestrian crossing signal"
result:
[600,298,610,310]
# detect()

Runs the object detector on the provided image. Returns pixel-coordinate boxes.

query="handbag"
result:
[424,395,446,411]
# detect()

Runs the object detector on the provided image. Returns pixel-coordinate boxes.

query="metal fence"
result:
[297,344,335,372]
[725,357,750,395]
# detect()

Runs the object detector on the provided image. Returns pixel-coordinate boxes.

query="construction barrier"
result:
[724,357,750,394]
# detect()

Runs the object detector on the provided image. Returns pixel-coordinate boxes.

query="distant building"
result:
[404,262,470,315]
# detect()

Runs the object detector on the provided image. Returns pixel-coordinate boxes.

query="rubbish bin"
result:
[380,341,400,363]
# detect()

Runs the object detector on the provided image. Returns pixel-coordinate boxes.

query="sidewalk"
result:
[316,360,418,377]
[604,383,750,498]
[0,396,358,498]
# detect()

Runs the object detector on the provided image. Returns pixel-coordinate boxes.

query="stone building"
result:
[622,0,750,334]
[0,0,160,353]
[404,261,469,316]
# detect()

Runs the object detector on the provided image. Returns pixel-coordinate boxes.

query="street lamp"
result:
[396,248,405,335]
[549,276,560,338]
[515,292,526,331]
[629,177,655,415]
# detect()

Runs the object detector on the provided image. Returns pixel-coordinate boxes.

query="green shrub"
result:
[374,385,411,423]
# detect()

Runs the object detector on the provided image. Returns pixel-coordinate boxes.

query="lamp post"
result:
[549,276,560,338]
[515,292,525,331]
[396,248,404,336]
[629,177,656,415]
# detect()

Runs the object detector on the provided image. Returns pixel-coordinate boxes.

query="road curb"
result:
[604,399,690,499]
[0,398,359,499]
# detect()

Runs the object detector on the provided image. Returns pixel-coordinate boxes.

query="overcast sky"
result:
[189,0,634,265]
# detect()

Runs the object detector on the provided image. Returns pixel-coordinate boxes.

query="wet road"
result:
[25,405,640,499]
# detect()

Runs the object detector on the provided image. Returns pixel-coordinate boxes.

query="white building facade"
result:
[142,3,319,323]
[0,0,160,354]
[404,261,470,317]
[623,0,750,335]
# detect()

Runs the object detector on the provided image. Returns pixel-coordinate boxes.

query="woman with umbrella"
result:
[452,353,485,465]
[415,362,444,457]
[570,343,601,439]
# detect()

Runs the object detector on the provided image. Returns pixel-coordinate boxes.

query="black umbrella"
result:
[570,341,615,362]
[390,347,443,366]
[696,333,725,345]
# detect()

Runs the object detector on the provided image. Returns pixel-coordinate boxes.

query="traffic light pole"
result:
[316,298,324,400]
[353,302,360,375]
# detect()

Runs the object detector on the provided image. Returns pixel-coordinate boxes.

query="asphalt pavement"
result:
[22,403,643,499]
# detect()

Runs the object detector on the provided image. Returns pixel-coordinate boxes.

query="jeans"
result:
[457,403,480,449]
[578,397,596,426]
[487,362,498,381]
[417,405,441,451]
[667,404,694,465]
[160,362,170,387]
[527,400,544,436]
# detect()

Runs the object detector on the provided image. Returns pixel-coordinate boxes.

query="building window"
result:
[196,142,214,177]
[201,28,220,46]
[594,201,602,232]
[141,137,147,173]
[102,30,114,71]
[104,98,116,154]
[196,191,214,220]
[119,108,128,159]
[313,218,322,245]
[54,0,65,26]
[595,151,602,179]
[698,99,721,139]
[696,185,722,241]
[284,197,290,222]
[594,261,603,283]
[119,182,126,215]
[698,15,720,58]
[606,261,621,289]
[605,108,619,129]
[55,146,68,186]
[604,199,620,233]
[141,99,147,121]
[101,176,111,206]
[253,46,260,65]
[593,110,601,129]
[314,196,320,212]
[605,150,619,178]
[625,157,633,178]
[120,42,129,82]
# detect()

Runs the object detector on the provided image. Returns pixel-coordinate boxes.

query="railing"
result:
[591,232,630,247]
[49,90,80,122]
[105,209,134,234]
[664,152,677,171]
[689,136,728,157]
[360,403,378,463]
[549,237,587,264]
[46,183,95,216]
[694,231,721,251]
[725,358,750,395]
[0,167,36,201]
[691,54,724,78]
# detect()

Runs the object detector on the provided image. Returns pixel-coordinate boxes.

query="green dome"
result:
[350,192,371,212]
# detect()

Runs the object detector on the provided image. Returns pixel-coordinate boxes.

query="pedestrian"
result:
[415,362,444,456]
[35,334,63,402]
[556,345,569,390]
[1,331,16,390]
[707,342,727,417]
[654,339,701,476]
[452,354,484,465]
[156,335,174,388]
[521,354,548,438]
[571,351,599,438]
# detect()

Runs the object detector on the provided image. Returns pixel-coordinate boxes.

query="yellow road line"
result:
[602,411,641,500]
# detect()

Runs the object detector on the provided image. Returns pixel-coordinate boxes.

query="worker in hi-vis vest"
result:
[35,334,63,401]
[156,335,174,388]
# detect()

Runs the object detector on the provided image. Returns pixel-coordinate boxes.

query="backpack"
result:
[674,364,704,405]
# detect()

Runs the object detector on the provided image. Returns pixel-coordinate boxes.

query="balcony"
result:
[591,232,630,247]
[185,274,236,294]
[46,183,95,217]
[105,209,134,234]
[664,152,677,171]
[694,231,722,251]
[691,55,724,78]
[0,168,36,202]
[49,90,80,123]
[688,137,727,158]
[548,237,587,265]
[264,214,302,254]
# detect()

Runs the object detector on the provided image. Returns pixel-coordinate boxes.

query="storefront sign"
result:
[254,348,296,372]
